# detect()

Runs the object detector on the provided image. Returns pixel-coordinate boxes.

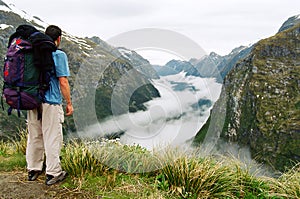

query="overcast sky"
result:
[5,0,300,64]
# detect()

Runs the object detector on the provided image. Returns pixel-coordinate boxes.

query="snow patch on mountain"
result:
[0,1,48,30]
[0,23,12,29]
[118,47,133,60]
[0,0,96,53]
[67,36,93,52]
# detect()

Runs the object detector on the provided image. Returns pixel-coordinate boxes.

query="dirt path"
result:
[0,171,91,199]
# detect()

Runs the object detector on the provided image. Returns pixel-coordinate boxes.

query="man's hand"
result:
[65,103,73,116]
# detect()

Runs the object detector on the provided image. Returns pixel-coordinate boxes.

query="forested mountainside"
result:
[195,16,300,171]
[0,1,159,137]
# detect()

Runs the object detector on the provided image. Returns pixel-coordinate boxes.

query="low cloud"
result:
[78,73,222,150]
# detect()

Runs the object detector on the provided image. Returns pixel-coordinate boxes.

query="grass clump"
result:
[0,131,27,171]
[158,156,234,198]
[61,139,107,177]
[229,161,271,198]
[0,140,10,157]
[267,163,300,198]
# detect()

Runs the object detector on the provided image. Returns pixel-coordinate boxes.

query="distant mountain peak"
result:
[231,45,246,52]
[278,14,300,33]
[209,52,219,57]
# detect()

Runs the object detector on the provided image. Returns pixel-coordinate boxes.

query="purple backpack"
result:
[2,25,56,117]
[2,37,41,116]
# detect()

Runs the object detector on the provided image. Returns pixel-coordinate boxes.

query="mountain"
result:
[0,1,160,137]
[153,59,201,77]
[193,46,253,83]
[191,52,223,78]
[278,14,300,32]
[154,45,252,84]
[194,15,300,171]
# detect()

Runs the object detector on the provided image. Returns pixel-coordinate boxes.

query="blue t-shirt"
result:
[44,50,70,104]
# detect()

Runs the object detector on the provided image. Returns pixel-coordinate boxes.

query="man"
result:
[26,25,73,185]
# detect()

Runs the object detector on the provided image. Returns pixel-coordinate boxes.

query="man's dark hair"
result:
[45,25,62,41]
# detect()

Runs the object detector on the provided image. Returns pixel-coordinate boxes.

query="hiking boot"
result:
[28,170,42,181]
[45,171,67,186]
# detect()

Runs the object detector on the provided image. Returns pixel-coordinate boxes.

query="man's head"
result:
[45,25,62,47]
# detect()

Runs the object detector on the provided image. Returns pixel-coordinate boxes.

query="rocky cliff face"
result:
[195,20,300,171]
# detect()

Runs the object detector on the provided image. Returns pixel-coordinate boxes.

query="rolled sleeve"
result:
[53,50,70,77]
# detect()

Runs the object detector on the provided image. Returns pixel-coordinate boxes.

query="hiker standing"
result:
[26,25,73,185]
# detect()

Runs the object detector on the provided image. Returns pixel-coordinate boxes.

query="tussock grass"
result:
[61,139,107,177]
[62,138,162,176]
[1,129,300,198]
[159,156,234,198]
[0,130,27,171]
[267,163,300,198]
[87,139,162,174]
[0,128,28,156]
[13,128,28,155]
[0,140,10,156]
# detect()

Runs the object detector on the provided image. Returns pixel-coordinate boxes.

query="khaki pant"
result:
[26,103,64,177]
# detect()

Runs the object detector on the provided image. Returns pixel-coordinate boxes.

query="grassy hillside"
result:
[0,130,299,198]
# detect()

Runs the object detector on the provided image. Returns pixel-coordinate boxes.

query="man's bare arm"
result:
[59,76,73,116]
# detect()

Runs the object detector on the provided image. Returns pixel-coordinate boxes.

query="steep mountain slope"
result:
[113,47,159,80]
[0,1,160,137]
[194,17,300,171]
